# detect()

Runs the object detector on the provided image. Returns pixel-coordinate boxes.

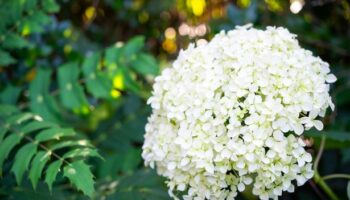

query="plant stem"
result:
[314,171,339,200]
[322,174,350,181]
[313,135,339,200]
[313,135,325,172]
[308,180,328,200]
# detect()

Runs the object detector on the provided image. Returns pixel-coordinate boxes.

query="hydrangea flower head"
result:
[142,24,336,200]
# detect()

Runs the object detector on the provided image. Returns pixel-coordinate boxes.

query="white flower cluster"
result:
[142,25,336,200]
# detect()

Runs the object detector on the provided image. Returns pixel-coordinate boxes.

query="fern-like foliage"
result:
[0,34,158,198]
[0,104,100,198]
[0,0,160,198]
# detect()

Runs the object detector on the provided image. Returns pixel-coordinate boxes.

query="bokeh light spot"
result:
[84,6,97,22]
[290,0,304,14]
[113,73,124,90]
[165,27,176,40]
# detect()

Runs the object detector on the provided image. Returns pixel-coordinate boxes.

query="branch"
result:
[0,118,71,166]
[313,134,326,171]
[322,174,350,181]
[313,135,340,200]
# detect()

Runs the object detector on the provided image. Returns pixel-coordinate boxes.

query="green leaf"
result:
[130,53,159,75]
[0,84,21,105]
[2,33,29,49]
[58,62,88,110]
[63,160,95,198]
[63,148,102,159]
[0,127,7,142]
[0,134,22,171]
[35,128,75,142]
[120,67,140,93]
[0,49,16,66]
[0,106,17,142]
[29,68,61,122]
[19,20,41,35]
[105,46,121,71]
[31,11,51,25]
[42,0,60,13]
[82,52,112,98]
[120,149,141,173]
[23,0,38,10]
[29,151,51,189]
[20,121,57,134]
[0,104,19,116]
[11,143,37,184]
[98,149,140,178]
[19,11,51,34]
[45,160,62,192]
[6,112,34,125]
[0,1,22,26]
[107,169,168,200]
[122,36,145,57]
[50,140,92,151]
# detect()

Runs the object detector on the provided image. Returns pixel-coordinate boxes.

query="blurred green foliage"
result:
[0,0,350,199]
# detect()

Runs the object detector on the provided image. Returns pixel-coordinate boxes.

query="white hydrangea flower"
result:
[142,24,336,200]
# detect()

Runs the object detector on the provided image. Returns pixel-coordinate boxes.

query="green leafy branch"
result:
[0,105,100,198]
[0,1,160,199]
[0,24,159,200]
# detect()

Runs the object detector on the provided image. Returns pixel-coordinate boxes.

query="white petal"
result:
[313,120,324,130]
[326,74,337,83]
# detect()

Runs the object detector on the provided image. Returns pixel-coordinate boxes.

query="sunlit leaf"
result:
[20,121,57,134]
[19,11,51,34]
[105,46,121,71]
[63,160,95,198]
[6,112,34,125]
[120,67,140,93]
[63,148,102,159]
[35,128,75,142]
[50,140,92,151]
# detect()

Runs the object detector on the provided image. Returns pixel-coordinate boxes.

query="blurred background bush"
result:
[0,0,349,199]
